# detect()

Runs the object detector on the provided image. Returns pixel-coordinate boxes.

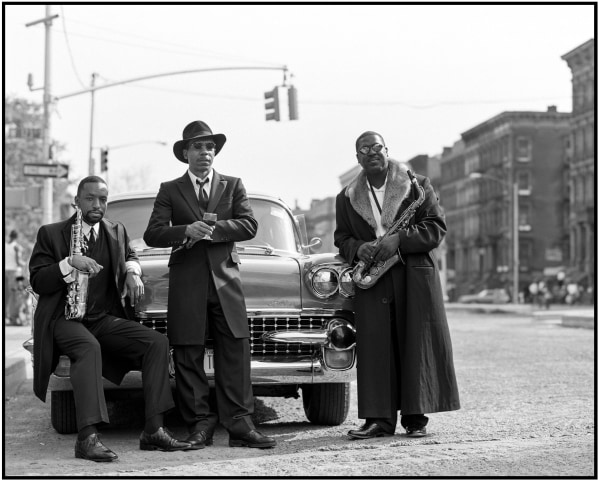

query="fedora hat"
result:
[173,120,226,163]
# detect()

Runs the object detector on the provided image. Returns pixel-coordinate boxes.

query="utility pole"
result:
[26,6,59,224]
[88,73,98,176]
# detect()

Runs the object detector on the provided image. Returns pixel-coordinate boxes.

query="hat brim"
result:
[173,133,226,163]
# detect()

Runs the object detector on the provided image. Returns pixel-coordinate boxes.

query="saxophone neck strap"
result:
[368,182,383,215]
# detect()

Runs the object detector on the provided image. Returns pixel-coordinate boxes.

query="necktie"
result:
[86,228,96,254]
[197,178,209,210]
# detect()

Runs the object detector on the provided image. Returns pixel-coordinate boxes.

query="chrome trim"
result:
[137,310,167,319]
[48,358,356,391]
[262,329,328,345]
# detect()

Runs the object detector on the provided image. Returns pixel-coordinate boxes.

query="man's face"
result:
[356,133,388,175]
[183,139,216,178]
[75,181,108,225]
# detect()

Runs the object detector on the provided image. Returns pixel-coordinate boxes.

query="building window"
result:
[518,203,531,231]
[515,137,531,162]
[517,171,531,195]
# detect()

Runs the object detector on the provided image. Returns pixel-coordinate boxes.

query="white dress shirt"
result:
[367,177,388,238]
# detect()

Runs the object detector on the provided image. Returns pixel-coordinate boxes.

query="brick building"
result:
[440,108,571,300]
[561,39,595,290]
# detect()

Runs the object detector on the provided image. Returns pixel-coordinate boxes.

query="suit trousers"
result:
[172,277,255,437]
[53,314,174,431]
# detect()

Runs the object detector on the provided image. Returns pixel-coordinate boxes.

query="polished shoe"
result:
[348,422,393,440]
[74,433,118,462]
[406,426,427,438]
[229,429,276,449]
[139,427,193,451]
[185,430,214,450]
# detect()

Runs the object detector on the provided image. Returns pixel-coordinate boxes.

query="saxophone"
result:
[65,205,89,320]
[352,170,426,290]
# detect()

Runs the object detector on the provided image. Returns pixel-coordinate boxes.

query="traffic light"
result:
[288,86,299,121]
[100,148,109,172]
[264,88,280,121]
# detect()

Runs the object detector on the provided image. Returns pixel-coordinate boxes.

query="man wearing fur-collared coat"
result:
[334,131,460,440]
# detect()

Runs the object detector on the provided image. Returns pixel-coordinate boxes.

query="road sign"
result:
[23,163,69,178]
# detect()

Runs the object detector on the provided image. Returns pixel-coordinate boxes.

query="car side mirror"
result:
[303,237,322,252]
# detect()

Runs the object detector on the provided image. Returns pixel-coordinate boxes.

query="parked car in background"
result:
[458,288,511,304]
[24,192,357,434]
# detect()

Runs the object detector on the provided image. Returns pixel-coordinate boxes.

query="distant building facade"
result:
[440,108,571,300]
[561,39,595,290]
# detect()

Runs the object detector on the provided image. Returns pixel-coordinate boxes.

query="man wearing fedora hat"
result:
[144,120,276,449]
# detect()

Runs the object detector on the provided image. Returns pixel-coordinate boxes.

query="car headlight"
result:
[338,267,355,298]
[307,266,339,299]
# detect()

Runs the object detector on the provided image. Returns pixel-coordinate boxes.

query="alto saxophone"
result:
[352,170,426,290]
[65,205,89,320]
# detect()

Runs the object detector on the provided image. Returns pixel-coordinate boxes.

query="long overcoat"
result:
[29,215,138,402]
[143,170,257,345]
[334,159,460,416]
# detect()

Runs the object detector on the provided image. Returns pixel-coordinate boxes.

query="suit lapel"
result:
[101,219,120,285]
[207,170,227,213]
[61,215,76,251]
[176,173,203,220]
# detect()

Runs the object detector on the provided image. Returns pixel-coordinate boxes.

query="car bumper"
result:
[47,356,356,392]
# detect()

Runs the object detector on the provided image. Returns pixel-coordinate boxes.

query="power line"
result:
[59,17,282,67]
[59,6,86,89]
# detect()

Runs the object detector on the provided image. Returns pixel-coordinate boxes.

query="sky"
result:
[4,3,595,210]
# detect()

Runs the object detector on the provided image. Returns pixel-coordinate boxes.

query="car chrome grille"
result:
[140,316,328,357]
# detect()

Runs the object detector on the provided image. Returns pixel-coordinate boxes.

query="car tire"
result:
[51,391,77,434]
[301,383,350,426]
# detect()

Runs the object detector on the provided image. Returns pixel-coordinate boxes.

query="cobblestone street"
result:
[4,309,595,477]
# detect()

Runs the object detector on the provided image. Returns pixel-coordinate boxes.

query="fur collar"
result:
[344,159,412,231]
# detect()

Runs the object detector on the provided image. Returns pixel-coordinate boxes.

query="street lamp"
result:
[469,172,519,304]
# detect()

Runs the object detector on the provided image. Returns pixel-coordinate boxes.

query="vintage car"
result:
[458,288,511,304]
[25,192,357,434]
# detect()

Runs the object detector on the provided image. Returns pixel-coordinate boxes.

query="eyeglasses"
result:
[188,141,216,151]
[358,143,384,155]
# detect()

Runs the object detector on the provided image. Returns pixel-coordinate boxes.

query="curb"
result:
[562,315,595,330]
[5,357,26,398]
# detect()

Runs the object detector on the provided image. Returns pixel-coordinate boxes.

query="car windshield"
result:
[107,196,300,253]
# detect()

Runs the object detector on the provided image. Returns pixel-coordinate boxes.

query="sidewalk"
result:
[4,325,33,398]
[446,302,595,328]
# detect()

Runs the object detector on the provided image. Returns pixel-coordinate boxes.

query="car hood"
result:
[135,249,301,315]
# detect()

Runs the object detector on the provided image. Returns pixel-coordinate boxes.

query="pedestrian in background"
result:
[29,176,191,462]
[5,229,24,325]
[144,120,276,450]
[334,130,460,440]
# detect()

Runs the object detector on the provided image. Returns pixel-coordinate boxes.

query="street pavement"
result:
[3,303,594,400]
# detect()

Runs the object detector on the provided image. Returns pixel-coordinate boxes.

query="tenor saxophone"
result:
[65,205,89,320]
[351,170,426,290]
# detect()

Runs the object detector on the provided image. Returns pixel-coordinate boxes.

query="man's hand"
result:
[371,234,400,262]
[357,241,378,262]
[123,272,144,307]
[185,221,214,242]
[70,254,103,278]
[358,234,400,263]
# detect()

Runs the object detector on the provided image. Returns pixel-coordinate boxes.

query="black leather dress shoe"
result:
[406,426,427,438]
[348,422,393,440]
[185,430,214,450]
[139,427,193,451]
[229,429,276,449]
[75,433,118,462]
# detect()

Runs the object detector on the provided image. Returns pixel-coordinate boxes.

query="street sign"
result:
[23,163,69,178]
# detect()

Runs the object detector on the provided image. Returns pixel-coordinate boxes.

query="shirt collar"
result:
[188,169,213,186]
[82,221,98,237]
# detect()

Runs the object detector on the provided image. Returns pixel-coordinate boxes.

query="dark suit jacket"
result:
[29,215,140,402]
[143,170,257,345]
